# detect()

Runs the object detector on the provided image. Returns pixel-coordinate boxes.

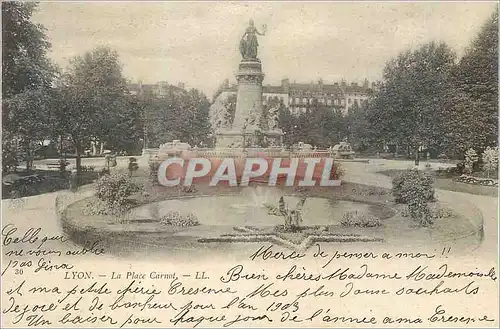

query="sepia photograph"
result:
[1,1,499,328]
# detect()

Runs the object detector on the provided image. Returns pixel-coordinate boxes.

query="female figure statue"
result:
[239,19,266,60]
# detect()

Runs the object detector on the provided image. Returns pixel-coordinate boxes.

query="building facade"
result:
[128,81,186,98]
[213,78,380,116]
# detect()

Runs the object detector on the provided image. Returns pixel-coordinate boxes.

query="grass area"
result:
[2,169,98,199]
[433,178,498,197]
[378,169,498,197]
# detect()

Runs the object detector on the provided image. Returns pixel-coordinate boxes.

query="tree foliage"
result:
[2,2,54,98]
[2,2,56,171]
[145,87,212,148]
[365,41,456,156]
[361,11,498,159]
[482,146,499,178]
[55,47,129,171]
[443,11,498,155]
[464,148,479,174]
[279,105,349,148]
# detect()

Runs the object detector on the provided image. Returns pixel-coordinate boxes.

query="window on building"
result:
[348,98,353,104]
[334,99,338,105]
[341,99,345,106]
[327,99,332,106]
[295,97,300,104]
[309,98,314,104]
[302,98,307,105]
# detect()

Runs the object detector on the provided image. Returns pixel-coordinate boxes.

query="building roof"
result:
[215,79,374,98]
[127,82,185,95]
[344,85,370,94]
[263,85,285,94]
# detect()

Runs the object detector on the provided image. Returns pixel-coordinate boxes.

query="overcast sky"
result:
[34,1,497,96]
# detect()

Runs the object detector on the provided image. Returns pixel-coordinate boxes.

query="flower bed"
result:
[341,211,382,228]
[453,175,498,187]
[197,225,384,251]
[159,211,200,227]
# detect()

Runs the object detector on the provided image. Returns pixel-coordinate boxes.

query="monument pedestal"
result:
[215,56,283,148]
[232,60,265,130]
[215,130,244,148]
[216,129,274,148]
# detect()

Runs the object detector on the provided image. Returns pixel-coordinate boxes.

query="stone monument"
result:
[216,19,283,148]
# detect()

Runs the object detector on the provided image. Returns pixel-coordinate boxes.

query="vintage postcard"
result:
[1,1,499,328]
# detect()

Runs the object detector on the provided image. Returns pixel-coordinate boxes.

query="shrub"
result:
[455,162,465,175]
[407,198,433,227]
[83,198,134,217]
[95,173,140,208]
[392,169,434,204]
[391,169,436,227]
[340,211,381,228]
[482,146,499,178]
[81,165,95,172]
[464,148,479,175]
[83,198,112,216]
[159,211,200,227]
[99,168,110,177]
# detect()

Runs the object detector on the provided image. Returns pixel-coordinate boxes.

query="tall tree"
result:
[145,86,212,148]
[4,89,57,170]
[278,107,299,146]
[346,101,371,151]
[104,94,144,154]
[2,2,56,171]
[56,47,128,174]
[443,10,498,155]
[366,42,457,162]
[2,2,54,98]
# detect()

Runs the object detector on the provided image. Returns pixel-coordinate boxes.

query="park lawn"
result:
[433,177,498,197]
[2,169,98,199]
[378,169,498,197]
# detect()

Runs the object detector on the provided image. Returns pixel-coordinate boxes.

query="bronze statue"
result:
[239,19,267,60]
